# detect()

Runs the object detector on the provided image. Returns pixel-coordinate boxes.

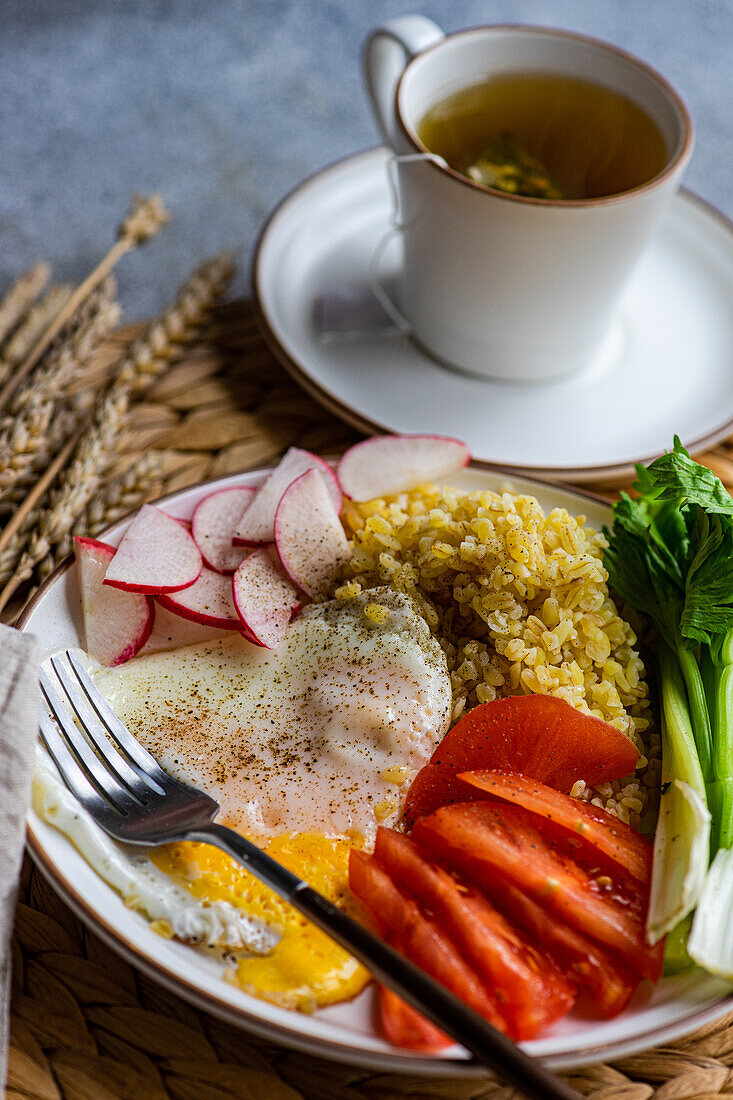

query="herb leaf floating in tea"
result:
[464,133,564,199]
[603,436,733,973]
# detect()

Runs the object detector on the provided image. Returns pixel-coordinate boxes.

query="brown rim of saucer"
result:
[393,23,694,208]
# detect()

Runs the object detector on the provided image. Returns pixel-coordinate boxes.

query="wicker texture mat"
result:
[7,299,733,1100]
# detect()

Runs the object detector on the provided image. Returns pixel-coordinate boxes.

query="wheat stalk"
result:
[0,262,50,348]
[0,284,74,387]
[0,438,77,590]
[0,253,234,606]
[0,277,121,512]
[0,193,169,410]
[0,403,84,519]
[8,276,120,416]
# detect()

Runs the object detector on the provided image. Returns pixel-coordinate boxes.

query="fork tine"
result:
[50,655,163,798]
[40,669,142,815]
[64,649,170,788]
[38,705,116,818]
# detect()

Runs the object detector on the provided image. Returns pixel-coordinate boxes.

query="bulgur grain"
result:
[337,483,658,831]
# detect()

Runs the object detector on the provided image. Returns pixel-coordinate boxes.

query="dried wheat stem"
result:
[0,253,234,608]
[0,438,77,592]
[0,284,74,386]
[0,262,50,348]
[0,393,96,517]
[8,276,120,416]
[0,193,168,410]
[0,278,120,510]
[1,411,65,507]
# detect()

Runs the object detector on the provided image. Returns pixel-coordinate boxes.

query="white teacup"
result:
[364,17,693,382]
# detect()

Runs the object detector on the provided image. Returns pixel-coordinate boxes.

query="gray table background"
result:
[1,0,731,319]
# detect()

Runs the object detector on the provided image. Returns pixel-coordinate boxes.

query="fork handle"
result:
[190,823,580,1100]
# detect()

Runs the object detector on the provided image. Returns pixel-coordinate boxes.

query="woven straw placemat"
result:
[7,299,733,1100]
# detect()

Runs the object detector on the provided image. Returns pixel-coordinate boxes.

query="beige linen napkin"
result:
[0,623,39,1094]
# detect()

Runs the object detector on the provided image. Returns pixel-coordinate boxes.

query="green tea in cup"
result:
[417,73,668,200]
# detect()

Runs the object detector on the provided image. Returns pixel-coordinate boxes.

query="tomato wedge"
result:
[377,986,451,1052]
[478,872,639,1017]
[428,696,639,792]
[349,850,504,1028]
[413,802,662,981]
[459,769,652,883]
[404,764,486,831]
[374,827,575,1039]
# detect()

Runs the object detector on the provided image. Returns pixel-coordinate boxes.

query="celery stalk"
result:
[647,645,711,944]
[688,846,733,978]
[603,440,733,964]
[708,628,733,851]
[677,643,714,784]
[663,913,694,975]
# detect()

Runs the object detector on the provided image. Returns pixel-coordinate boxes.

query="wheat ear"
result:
[0,194,168,410]
[0,253,234,607]
[0,285,75,387]
[0,263,50,348]
[0,277,121,511]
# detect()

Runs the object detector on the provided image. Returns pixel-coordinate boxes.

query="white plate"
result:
[253,147,733,483]
[19,466,733,1074]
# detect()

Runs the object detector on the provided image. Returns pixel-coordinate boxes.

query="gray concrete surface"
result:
[1,0,731,319]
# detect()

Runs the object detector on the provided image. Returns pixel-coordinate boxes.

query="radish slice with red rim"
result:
[103,504,202,594]
[157,565,242,629]
[75,537,153,666]
[192,486,255,574]
[275,467,351,597]
[233,447,342,545]
[337,434,471,501]
[232,548,301,649]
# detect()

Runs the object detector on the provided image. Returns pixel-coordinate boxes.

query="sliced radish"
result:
[232,548,301,649]
[143,601,233,653]
[233,447,342,545]
[337,434,471,501]
[157,566,242,629]
[275,468,351,597]
[103,504,202,594]
[75,537,153,666]
[192,486,255,574]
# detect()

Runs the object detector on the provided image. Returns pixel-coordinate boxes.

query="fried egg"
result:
[37,589,451,1008]
[151,833,369,1010]
[94,588,451,840]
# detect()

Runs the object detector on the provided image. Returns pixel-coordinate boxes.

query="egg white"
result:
[94,588,452,841]
[34,588,451,994]
[32,746,278,953]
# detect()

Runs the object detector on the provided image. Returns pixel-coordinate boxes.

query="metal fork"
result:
[38,647,580,1100]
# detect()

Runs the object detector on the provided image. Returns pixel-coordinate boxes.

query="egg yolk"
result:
[150,833,370,1010]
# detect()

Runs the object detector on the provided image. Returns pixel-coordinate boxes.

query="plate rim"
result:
[17,463,733,1074]
[251,144,733,483]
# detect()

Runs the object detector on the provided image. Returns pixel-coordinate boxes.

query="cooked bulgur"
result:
[336,483,659,832]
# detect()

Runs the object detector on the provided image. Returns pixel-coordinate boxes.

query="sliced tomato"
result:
[377,986,452,1052]
[459,769,652,883]
[413,802,662,981]
[348,850,504,1029]
[482,873,639,1018]
[403,764,487,831]
[428,696,639,792]
[374,827,575,1040]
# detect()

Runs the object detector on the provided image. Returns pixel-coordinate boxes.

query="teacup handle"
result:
[363,15,445,149]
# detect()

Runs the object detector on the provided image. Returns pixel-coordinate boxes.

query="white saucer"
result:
[253,147,733,482]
